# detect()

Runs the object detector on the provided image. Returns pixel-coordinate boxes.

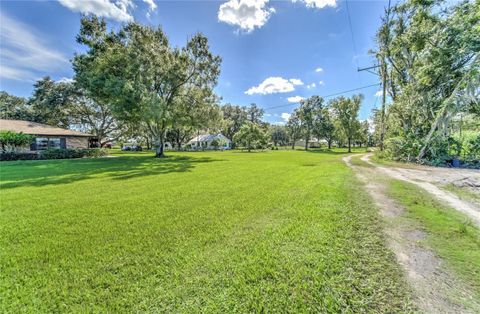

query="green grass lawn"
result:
[0,150,413,312]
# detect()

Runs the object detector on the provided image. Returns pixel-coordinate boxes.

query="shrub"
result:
[39,148,108,160]
[40,148,82,159]
[210,139,220,150]
[1,148,108,161]
[0,152,38,161]
[83,148,108,158]
[463,134,480,168]
[384,136,422,162]
[0,131,33,152]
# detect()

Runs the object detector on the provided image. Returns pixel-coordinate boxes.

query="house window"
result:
[49,138,61,149]
[35,138,62,150]
[35,138,49,150]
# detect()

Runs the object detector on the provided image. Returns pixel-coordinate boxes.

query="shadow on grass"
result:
[0,155,221,189]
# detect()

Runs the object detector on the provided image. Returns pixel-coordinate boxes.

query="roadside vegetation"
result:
[0,150,413,312]
[371,0,479,167]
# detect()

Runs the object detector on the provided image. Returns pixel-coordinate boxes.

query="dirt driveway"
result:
[361,154,480,227]
[343,154,480,313]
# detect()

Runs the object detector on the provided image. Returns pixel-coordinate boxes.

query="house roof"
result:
[0,119,94,137]
[188,133,229,143]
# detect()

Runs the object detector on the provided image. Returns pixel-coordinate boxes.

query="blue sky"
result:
[0,0,388,123]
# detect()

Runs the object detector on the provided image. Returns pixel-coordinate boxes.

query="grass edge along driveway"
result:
[0,150,414,313]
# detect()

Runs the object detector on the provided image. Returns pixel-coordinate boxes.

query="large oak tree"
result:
[74,16,221,157]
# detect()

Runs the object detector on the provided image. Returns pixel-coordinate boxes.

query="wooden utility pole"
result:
[357,64,385,150]
[357,0,391,151]
[380,58,387,151]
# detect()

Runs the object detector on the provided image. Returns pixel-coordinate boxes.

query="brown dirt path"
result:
[361,154,480,227]
[343,155,480,313]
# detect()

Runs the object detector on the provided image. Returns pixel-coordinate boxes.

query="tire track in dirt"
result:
[361,154,480,227]
[343,154,480,313]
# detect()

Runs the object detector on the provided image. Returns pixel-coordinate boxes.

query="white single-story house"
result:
[187,133,231,150]
[294,138,328,148]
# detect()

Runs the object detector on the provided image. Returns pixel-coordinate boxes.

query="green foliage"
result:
[286,112,303,149]
[233,122,268,151]
[39,148,108,160]
[375,0,480,163]
[317,106,336,149]
[246,103,264,124]
[0,153,38,161]
[296,96,324,150]
[384,136,422,162]
[0,151,414,312]
[0,131,33,152]
[74,16,221,157]
[270,125,289,146]
[82,148,109,158]
[331,95,362,152]
[210,139,219,149]
[0,91,31,120]
[221,104,248,143]
[463,133,480,167]
[28,77,76,128]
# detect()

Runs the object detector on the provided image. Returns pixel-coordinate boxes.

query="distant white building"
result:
[187,134,231,150]
[294,138,327,148]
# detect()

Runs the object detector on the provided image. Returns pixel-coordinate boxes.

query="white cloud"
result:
[58,0,134,22]
[293,0,337,9]
[0,65,36,82]
[315,67,323,72]
[375,90,384,97]
[281,112,291,121]
[143,0,157,11]
[0,12,68,82]
[245,77,303,95]
[218,0,275,33]
[306,83,316,89]
[318,80,325,85]
[289,78,303,85]
[57,77,74,83]
[287,96,304,103]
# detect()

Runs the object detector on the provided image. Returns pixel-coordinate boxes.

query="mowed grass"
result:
[0,150,413,312]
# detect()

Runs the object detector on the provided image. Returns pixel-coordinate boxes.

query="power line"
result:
[345,0,359,71]
[263,83,381,111]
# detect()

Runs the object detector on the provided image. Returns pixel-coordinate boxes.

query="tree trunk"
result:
[155,131,166,158]
[305,133,309,151]
[348,137,351,153]
[328,140,332,149]
[291,137,295,150]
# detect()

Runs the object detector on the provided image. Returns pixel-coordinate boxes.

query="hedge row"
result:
[0,148,108,161]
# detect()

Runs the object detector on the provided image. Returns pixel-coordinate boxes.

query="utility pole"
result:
[357,64,386,151]
[358,0,391,151]
[380,58,387,151]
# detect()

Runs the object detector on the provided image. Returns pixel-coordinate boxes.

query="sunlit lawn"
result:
[0,149,412,312]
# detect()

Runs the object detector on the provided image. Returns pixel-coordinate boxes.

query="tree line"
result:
[286,94,369,153]
[1,15,371,156]
[372,0,479,166]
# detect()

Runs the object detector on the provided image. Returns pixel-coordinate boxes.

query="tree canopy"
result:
[74,16,221,157]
